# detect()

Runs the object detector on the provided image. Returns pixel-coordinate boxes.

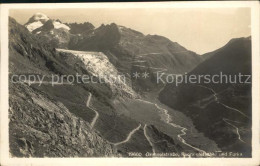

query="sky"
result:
[9,8,251,54]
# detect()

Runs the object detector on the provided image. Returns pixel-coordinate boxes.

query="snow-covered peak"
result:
[25,13,70,32]
[30,13,49,22]
[25,13,50,32]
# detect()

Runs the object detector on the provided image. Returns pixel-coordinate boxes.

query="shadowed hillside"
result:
[159,37,252,156]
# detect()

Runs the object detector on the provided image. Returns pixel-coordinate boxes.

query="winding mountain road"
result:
[137,53,163,56]
[133,65,167,71]
[196,85,249,144]
[86,93,99,128]
[144,124,156,153]
[136,51,191,57]
[223,118,246,143]
[132,60,147,63]
[22,81,74,86]
[109,124,142,146]
[136,99,209,156]
[86,93,142,146]
[133,54,172,75]
[153,103,209,155]
[197,85,250,119]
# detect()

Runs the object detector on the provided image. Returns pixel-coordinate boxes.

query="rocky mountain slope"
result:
[10,16,72,76]
[159,37,252,156]
[69,24,202,93]
[10,16,157,157]
[201,37,251,61]
[24,14,202,93]
[9,82,116,157]
[23,13,203,94]
[9,17,121,157]
[66,22,95,35]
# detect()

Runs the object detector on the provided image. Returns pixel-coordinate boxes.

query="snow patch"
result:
[53,21,70,31]
[26,21,43,32]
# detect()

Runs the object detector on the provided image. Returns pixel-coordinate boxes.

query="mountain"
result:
[10,13,235,158]
[10,16,160,157]
[24,13,203,94]
[10,17,67,75]
[9,17,119,157]
[201,38,250,61]
[69,24,203,93]
[71,24,202,74]
[25,13,50,32]
[159,37,252,156]
[67,22,95,35]
[24,13,71,48]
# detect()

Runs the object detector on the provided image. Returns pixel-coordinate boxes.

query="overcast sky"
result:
[10,8,250,54]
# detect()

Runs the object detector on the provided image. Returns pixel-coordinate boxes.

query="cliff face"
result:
[9,82,117,157]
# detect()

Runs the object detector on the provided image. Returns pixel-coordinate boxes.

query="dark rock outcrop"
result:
[9,83,117,157]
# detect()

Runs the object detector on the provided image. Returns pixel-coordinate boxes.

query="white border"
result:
[1,2,259,166]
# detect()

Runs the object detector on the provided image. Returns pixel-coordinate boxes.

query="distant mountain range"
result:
[8,13,252,157]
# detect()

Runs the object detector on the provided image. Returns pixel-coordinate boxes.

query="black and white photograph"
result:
[0,2,259,166]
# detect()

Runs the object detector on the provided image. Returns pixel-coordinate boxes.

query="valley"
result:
[28,47,218,157]
[58,48,219,156]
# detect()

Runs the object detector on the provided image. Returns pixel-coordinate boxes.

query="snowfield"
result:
[53,21,70,31]
[26,21,44,32]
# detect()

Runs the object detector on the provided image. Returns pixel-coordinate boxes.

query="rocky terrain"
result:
[9,16,145,157]
[70,23,203,92]
[9,82,116,157]
[9,17,120,157]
